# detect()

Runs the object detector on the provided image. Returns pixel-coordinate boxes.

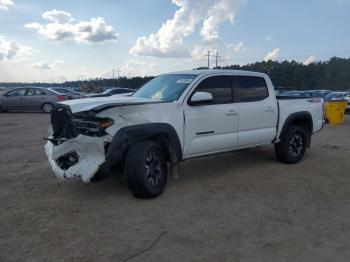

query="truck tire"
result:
[125,141,167,198]
[275,125,307,164]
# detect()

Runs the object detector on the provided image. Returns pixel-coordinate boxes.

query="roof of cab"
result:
[168,69,268,78]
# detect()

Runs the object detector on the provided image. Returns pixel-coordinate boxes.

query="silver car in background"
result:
[48,88,85,99]
[0,87,68,113]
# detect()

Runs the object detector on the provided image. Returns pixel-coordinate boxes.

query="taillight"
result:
[57,95,66,100]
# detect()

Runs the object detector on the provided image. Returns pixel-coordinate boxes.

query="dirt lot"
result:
[1,113,350,262]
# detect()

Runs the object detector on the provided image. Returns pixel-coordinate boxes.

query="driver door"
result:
[183,75,238,157]
[2,88,28,110]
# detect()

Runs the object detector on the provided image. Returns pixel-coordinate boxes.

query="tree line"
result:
[214,56,350,91]
[1,57,349,91]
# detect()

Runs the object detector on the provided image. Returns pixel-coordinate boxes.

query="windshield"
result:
[132,74,197,102]
[103,89,113,94]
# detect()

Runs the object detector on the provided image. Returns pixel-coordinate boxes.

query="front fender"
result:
[105,123,183,166]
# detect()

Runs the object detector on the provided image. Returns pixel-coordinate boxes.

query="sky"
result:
[0,0,349,82]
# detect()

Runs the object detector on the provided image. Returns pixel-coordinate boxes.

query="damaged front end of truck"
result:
[44,107,114,182]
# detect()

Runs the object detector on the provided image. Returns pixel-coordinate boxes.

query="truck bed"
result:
[276,97,324,139]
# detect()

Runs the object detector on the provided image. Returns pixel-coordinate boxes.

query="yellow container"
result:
[324,101,347,125]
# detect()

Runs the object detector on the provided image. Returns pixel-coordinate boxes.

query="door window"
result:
[27,88,37,96]
[192,76,232,105]
[34,89,47,95]
[6,88,27,97]
[237,76,269,102]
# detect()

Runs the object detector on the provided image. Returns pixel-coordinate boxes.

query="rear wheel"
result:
[41,103,54,113]
[275,125,307,164]
[125,141,167,198]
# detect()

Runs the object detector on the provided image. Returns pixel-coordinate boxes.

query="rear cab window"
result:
[236,76,269,102]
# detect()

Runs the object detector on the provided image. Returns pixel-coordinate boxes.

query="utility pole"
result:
[112,69,115,88]
[112,68,121,87]
[117,69,121,87]
[205,50,211,69]
[214,51,221,68]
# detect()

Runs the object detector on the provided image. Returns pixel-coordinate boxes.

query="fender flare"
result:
[105,123,183,166]
[279,111,313,146]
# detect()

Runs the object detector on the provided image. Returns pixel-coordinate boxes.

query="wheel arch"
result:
[105,123,183,167]
[279,111,313,147]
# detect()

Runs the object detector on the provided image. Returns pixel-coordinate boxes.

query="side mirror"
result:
[190,92,213,106]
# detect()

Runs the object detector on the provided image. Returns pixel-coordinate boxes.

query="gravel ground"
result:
[0,113,350,262]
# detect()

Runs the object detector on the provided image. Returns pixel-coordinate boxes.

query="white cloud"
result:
[303,56,317,65]
[190,44,218,61]
[42,9,73,23]
[0,36,19,61]
[25,10,118,43]
[119,59,158,77]
[32,61,51,70]
[0,0,13,11]
[32,60,64,70]
[130,0,245,58]
[226,41,244,52]
[200,0,243,41]
[264,48,280,61]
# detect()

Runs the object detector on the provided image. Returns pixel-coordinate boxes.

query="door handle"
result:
[264,107,275,112]
[225,110,238,116]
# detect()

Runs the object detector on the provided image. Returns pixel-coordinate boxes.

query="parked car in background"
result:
[324,92,350,101]
[312,90,331,98]
[0,87,68,113]
[343,93,350,114]
[279,91,322,98]
[48,88,84,99]
[86,88,134,98]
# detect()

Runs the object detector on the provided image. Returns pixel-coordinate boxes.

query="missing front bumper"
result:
[44,135,106,182]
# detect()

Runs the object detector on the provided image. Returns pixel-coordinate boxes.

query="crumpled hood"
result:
[59,96,160,113]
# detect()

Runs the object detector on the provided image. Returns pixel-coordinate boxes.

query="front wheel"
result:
[275,125,307,164]
[125,141,167,198]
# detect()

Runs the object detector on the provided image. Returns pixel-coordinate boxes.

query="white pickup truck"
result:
[45,70,324,198]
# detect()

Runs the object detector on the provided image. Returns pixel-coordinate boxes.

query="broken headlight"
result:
[72,117,114,137]
[51,108,114,140]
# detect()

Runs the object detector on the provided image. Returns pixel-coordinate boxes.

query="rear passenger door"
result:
[24,88,43,109]
[234,75,278,147]
[183,75,238,157]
